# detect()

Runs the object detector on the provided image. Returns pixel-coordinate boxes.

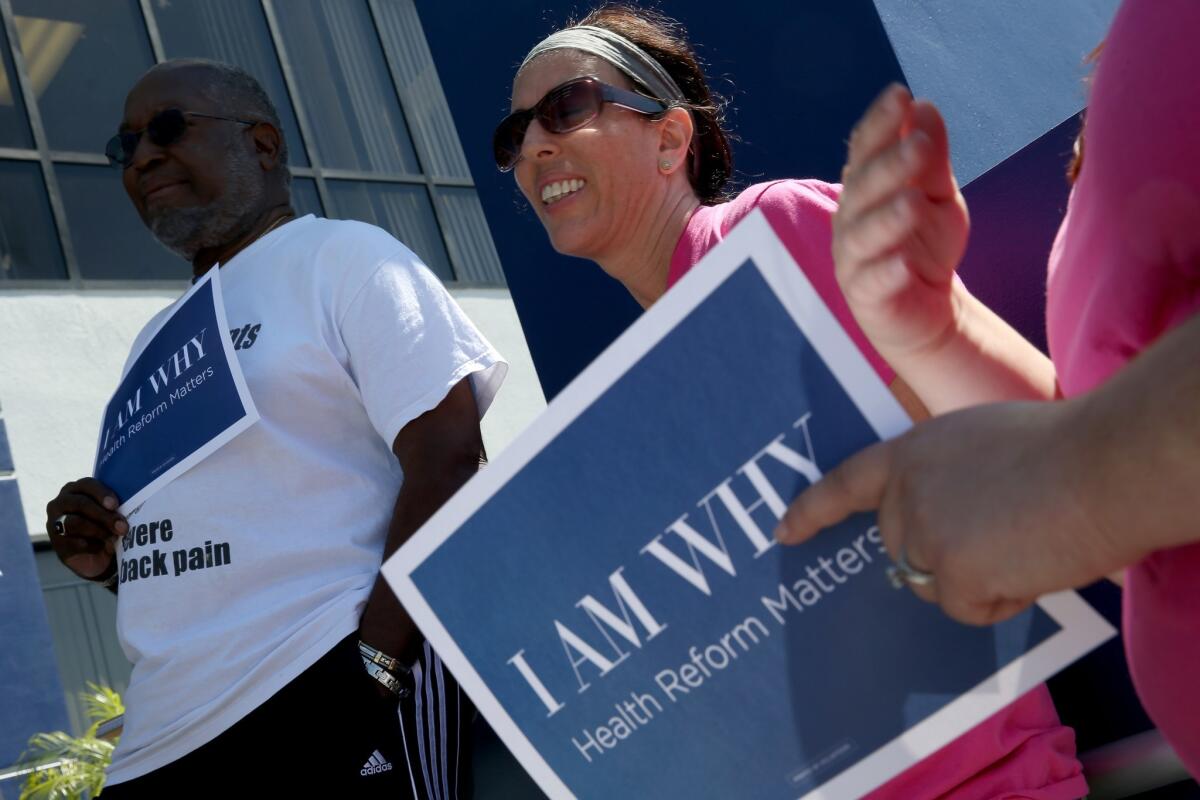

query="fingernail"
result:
[115,519,128,534]
[103,496,117,510]
[773,523,787,542]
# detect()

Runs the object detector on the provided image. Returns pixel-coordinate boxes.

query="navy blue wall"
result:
[417,0,904,399]
[957,115,1079,355]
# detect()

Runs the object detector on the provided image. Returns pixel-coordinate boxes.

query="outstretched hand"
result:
[774,400,1127,626]
[833,84,970,365]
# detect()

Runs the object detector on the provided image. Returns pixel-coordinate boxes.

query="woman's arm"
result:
[833,85,1057,414]
[899,284,1058,410]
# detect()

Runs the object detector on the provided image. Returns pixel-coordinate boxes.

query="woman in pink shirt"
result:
[780,0,1200,779]
[496,4,1085,797]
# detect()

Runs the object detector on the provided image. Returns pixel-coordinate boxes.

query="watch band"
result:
[363,659,410,698]
[358,640,407,674]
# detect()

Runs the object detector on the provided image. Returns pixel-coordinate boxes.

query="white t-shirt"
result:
[105,216,506,784]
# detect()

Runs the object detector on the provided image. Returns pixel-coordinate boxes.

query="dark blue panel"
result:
[957,116,1080,354]
[416,0,904,399]
[0,480,70,768]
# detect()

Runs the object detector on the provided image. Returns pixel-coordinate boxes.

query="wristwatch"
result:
[359,640,406,673]
[363,659,410,698]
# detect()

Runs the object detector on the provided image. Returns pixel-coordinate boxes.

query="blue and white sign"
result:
[93,267,257,516]
[383,211,1113,799]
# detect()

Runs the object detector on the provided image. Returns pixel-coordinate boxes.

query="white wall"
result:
[452,288,547,452]
[0,287,544,539]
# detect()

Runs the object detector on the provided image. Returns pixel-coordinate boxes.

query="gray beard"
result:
[147,148,266,261]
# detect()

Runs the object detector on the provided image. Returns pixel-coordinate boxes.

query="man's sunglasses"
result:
[493,76,667,172]
[105,108,257,169]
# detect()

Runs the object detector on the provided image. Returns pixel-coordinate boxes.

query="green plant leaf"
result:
[16,683,123,800]
[81,682,125,739]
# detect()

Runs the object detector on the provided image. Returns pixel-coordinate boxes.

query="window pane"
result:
[434,187,505,285]
[290,176,323,219]
[0,20,33,148]
[0,160,65,280]
[11,0,155,154]
[274,0,420,175]
[151,0,309,167]
[326,180,451,280]
[56,164,181,280]
[371,1,469,179]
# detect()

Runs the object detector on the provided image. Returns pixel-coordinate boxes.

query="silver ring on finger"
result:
[52,514,70,537]
[886,548,935,589]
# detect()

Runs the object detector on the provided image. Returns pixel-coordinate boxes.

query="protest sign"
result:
[94,267,257,515]
[384,210,1113,798]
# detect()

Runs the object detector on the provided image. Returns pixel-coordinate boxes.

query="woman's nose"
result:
[521,118,560,162]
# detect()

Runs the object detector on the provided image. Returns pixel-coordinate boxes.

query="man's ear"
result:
[251,122,284,172]
[656,107,694,175]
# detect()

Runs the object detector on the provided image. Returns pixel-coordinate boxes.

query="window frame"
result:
[0,0,502,290]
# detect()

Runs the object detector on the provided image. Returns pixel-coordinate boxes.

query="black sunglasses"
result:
[105,108,258,169]
[493,76,667,172]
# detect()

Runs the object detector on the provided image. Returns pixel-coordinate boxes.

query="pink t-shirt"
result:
[671,179,1086,799]
[1046,0,1200,776]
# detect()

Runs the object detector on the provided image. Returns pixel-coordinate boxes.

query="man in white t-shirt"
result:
[43,59,505,796]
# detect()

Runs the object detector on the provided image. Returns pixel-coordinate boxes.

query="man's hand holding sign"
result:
[46,478,126,583]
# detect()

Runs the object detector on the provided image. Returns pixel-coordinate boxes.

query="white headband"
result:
[520,25,687,104]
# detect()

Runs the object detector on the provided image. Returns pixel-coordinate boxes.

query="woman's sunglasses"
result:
[105,108,257,169]
[493,76,667,172]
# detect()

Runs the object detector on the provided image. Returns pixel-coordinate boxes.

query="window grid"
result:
[255,0,334,227]
[0,0,501,289]
[0,0,82,282]
[365,0,457,279]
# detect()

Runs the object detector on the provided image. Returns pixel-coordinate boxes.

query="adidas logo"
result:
[361,749,393,776]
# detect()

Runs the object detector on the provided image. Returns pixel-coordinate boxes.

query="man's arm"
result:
[358,377,484,665]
